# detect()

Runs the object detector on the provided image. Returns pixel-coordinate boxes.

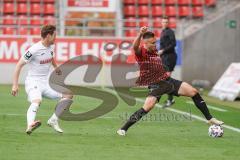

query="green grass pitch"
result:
[0,85,240,160]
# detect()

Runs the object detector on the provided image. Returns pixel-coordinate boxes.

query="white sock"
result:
[27,103,39,126]
[49,98,72,122]
[49,113,58,122]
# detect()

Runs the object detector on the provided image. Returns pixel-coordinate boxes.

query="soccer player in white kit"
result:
[11,25,73,135]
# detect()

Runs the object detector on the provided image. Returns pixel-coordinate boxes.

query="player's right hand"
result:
[140,26,148,35]
[55,68,62,75]
[11,85,18,96]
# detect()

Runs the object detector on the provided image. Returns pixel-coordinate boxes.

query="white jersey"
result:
[21,41,54,80]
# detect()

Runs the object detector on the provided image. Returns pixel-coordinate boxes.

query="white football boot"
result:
[208,118,224,125]
[47,119,63,133]
[117,129,126,136]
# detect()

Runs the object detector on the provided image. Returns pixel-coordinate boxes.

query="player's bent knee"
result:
[179,82,198,97]
[31,99,41,105]
[190,88,198,97]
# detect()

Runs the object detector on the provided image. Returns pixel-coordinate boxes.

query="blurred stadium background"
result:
[0,1,240,160]
[0,0,239,87]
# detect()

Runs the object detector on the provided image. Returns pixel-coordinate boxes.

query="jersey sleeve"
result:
[21,48,34,63]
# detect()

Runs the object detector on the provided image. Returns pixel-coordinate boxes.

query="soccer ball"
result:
[208,125,224,137]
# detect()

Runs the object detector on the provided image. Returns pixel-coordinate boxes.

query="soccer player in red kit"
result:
[117,27,224,136]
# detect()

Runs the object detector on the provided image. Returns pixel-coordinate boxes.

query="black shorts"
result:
[161,53,177,72]
[148,77,182,102]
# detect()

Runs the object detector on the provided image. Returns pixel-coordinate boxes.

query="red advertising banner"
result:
[68,0,109,7]
[67,0,116,12]
[0,36,135,65]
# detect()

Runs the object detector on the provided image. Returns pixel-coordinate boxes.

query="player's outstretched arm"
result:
[133,26,148,54]
[12,59,26,96]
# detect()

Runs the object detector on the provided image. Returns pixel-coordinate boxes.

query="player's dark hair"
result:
[162,15,169,20]
[142,31,155,39]
[41,25,56,38]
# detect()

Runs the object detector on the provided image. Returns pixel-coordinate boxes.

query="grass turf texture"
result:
[0,85,240,160]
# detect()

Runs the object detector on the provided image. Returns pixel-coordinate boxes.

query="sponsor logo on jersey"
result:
[40,58,53,64]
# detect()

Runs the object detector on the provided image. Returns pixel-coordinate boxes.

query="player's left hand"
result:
[158,49,164,55]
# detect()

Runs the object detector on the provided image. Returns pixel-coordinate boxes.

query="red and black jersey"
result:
[135,46,169,86]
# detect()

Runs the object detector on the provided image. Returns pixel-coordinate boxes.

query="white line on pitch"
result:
[0,113,170,123]
[186,101,228,112]
[0,113,118,120]
[105,88,240,133]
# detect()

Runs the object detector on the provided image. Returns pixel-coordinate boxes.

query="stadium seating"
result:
[17,3,28,15]
[18,27,28,35]
[3,3,14,14]
[192,6,204,18]
[43,16,56,25]
[154,29,162,38]
[0,0,218,36]
[178,6,191,17]
[30,27,41,35]
[18,15,28,25]
[30,16,42,25]
[31,0,41,2]
[44,4,55,15]
[205,0,216,7]
[192,0,204,6]
[177,0,191,5]
[30,3,41,15]
[153,18,162,28]
[125,17,137,27]
[169,18,177,28]
[3,15,16,25]
[2,27,15,35]
[125,29,137,37]
[165,6,177,17]
[43,0,55,3]
[152,6,164,17]
[152,0,164,5]
[165,0,176,5]
[139,0,149,5]
[138,5,149,17]
[124,5,136,17]
[123,0,135,5]
[139,17,150,27]
[17,0,28,2]
[122,0,217,37]
[0,0,56,35]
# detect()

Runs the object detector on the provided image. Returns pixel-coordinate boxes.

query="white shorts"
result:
[25,78,62,102]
